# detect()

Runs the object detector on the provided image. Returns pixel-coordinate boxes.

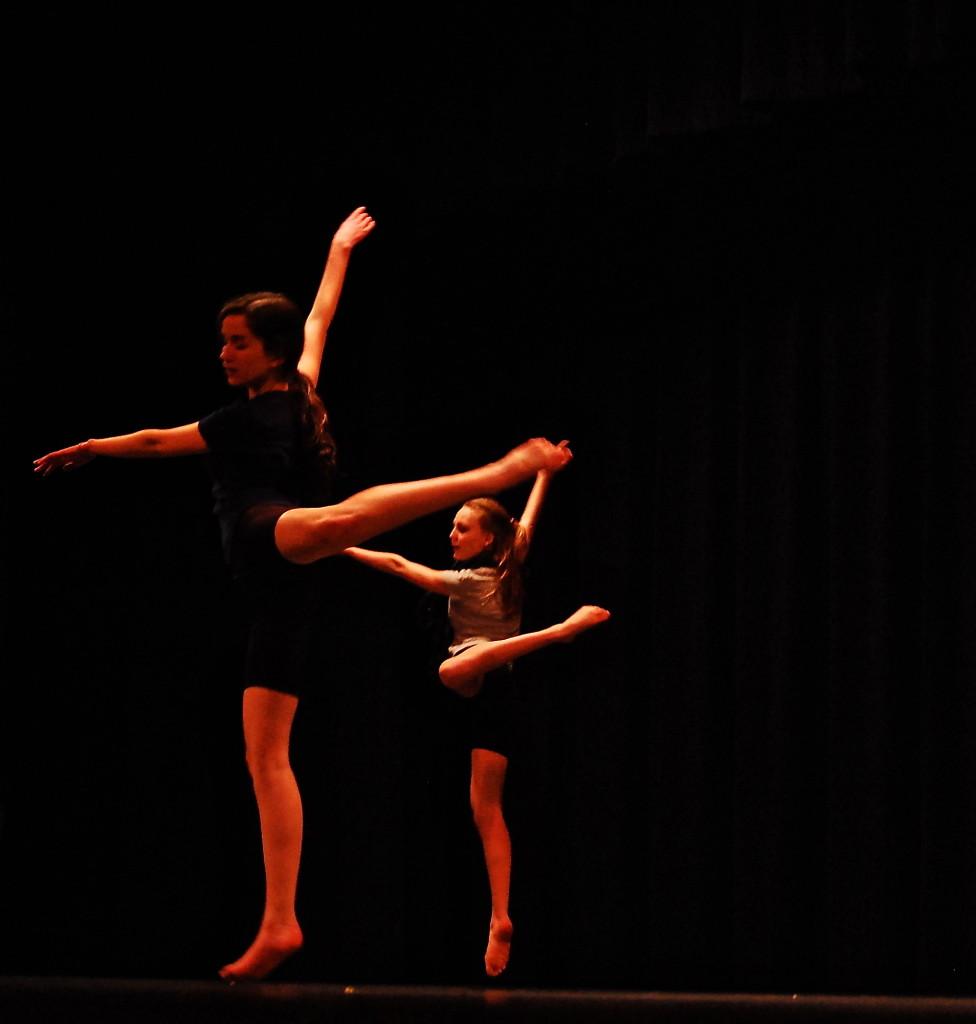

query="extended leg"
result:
[470,748,513,977]
[219,687,304,982]
[275,438,569,564]
[439,606,611,696]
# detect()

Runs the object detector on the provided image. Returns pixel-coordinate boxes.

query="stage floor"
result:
[4,977,976,1023]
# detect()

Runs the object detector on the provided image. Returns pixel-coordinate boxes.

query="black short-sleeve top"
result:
[198,390,333,560]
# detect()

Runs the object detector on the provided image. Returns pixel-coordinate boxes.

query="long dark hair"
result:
[218,292,336,468]
[463,497,527,615]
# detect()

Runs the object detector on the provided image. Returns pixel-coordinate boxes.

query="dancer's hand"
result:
[333,206,375,250]
[510,437,573,475]
[34,441,95,476]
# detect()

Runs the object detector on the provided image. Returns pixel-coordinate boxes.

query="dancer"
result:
[33,205,573,982]
[343,459,610,977]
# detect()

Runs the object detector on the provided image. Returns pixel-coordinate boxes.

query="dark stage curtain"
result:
[578,0,976,994]
[4,1,976,998]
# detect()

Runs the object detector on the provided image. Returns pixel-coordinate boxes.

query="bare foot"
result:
[218,922,303,983]
[505,438,573,479]
[558,605,611,641]
[485,915,513,977]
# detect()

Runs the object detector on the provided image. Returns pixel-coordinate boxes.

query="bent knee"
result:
[276,507,365,564]
[439,660,484,697]
[439,659,462,688]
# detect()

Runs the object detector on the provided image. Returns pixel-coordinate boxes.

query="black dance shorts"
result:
[229,503,323,699]
[466,663,521,760]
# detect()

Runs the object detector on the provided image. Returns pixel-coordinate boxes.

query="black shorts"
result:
[466,663,521,760]
[230,503,322,699]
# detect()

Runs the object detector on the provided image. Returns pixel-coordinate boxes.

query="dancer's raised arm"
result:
[514,439,571,558]
[298,206,376,387]
[34,423,207,475]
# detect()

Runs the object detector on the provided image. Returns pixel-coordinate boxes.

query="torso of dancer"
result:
[34,205,573,982]
[344,459,610,977]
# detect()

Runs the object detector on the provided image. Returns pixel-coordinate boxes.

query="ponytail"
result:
[287,368,337,468]
[464,498,525,615]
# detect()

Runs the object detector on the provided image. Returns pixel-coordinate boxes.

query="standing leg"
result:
[439,606,612,695]
[219,686,304,982]
[275,438,570,564]
[470,748,513,977]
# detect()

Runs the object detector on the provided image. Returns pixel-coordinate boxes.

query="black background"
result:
[5,2,976,997]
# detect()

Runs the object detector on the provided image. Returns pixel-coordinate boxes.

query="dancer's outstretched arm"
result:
[34,423,208,475]
[299,206,376,387]
[343,547,452,595]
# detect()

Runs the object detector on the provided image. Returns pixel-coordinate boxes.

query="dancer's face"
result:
[450,505,494,562]
[219,314,284,395]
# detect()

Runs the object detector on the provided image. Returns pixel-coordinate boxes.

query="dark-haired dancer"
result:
[344,460,610,976]
[34,206,573,982]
